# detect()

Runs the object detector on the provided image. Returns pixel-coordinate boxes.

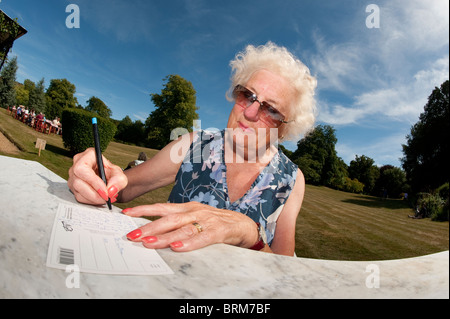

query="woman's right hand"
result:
[68,148,128,205]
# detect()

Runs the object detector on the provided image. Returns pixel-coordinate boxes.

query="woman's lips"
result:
[238,121,254,132]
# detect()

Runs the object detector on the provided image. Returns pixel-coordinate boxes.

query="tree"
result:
[293,124,347,187]
[401,80,449,193]
[375,165,407,198]
[116,115,133,142]
[348,155,380,194]
[23,78,35,92]
[145,74,199,149]
[278,144,293,160]
[329,157,350,190]
[296,154,322,185]
[45,78,78,119]
[0,56,17,108]
[14,83,29,106]
[115,115,146,146]
[85,96,112,119]
[1,11,26,70]
[28,78,46,114]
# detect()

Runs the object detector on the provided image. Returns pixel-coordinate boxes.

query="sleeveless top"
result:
[167,129,298,246]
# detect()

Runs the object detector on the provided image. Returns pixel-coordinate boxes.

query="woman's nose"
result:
[243,101,260,121]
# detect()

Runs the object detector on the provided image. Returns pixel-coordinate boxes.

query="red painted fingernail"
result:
[142,236,158,244]
[126,229,142,240]
[110,197,117,204]
[122,208,132,214]
[170,241,183,249]
[97,189,108,201]
[108,185,118,199]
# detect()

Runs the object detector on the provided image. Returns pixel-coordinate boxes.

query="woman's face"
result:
[227,69,293,161]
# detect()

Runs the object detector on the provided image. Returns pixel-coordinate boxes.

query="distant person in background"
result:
[52,117,62,134]
[125,152,148,170]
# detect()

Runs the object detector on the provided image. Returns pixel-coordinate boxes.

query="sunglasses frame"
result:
[232,85,291,127]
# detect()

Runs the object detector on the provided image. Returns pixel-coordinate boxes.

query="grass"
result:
[297,186,448,260]
[1,108,448,260]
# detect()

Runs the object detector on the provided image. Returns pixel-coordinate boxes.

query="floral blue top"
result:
[167,129,298,246]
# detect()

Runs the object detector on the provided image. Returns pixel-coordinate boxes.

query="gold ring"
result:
[192,222,203,233]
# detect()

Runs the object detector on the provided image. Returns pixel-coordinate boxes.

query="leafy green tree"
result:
[145,74,199,149]
[85,96,112,119]
[14,79,41,109]
[0,56,17,108]
[374,165,407,198]
[329,157,350,190]
[116,115,133,141]
[296,154,322,185]
[115,115,146,146]
[45,78,78,119]
[14,83,29,106]
[23,79,35,92]
[0,12,22,69]
[348,155,380,194]
[278,144,293,160]
[28,78,46,113]
[293,124,346,187]
[402,80,449,193]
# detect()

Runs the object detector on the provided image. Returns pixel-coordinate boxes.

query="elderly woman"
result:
[68,42,317,256]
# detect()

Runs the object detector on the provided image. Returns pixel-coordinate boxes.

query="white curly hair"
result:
[226,42,317,141]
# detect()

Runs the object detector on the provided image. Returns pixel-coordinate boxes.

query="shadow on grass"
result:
[342,195,412,210]
[42,143,72,158]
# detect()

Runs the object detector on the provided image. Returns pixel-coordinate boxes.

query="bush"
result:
[436,183,449,200]
[341,177,365,194]
[433,183,449,221]
[415,192,446,221]
[432,200,449,222]
[61,108,117,155]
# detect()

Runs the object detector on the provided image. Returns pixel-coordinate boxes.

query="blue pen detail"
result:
[91,117,111,210]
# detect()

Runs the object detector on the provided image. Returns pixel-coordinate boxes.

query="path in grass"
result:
[0,131,20,154]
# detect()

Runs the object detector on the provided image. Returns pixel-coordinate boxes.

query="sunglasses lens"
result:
[260,104,285,127]
[233,85,286,127]
[234,86,253,107]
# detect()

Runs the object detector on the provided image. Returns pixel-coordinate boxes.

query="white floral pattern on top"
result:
[168,130,298,246]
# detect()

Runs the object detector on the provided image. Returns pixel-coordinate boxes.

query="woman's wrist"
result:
[248,222,267,250]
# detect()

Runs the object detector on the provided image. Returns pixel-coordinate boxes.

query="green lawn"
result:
[1,108,448,260]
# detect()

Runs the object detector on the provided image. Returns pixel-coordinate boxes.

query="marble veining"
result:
[0,155,448,299]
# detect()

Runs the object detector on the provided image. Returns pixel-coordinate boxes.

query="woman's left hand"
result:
[122,202,260,252]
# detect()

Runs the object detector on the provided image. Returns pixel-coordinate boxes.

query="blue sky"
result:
[2,0,449,167]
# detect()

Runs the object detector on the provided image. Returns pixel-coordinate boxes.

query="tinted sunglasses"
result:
[232,85,290,127]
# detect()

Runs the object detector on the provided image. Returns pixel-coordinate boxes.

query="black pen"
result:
[92,117,112,210]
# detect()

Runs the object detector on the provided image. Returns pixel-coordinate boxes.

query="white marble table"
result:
[0,155,448,299]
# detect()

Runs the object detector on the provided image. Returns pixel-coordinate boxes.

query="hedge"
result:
[61,108,117,155]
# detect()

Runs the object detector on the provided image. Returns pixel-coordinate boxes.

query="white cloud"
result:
[74,92,87,98]
[381,0,449,53]
[311,0,448,127]
[318,55,449,125]
[310,33,366,92]
[309,0,448,167]
[133,112,147,122]
[336,133,407,167]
